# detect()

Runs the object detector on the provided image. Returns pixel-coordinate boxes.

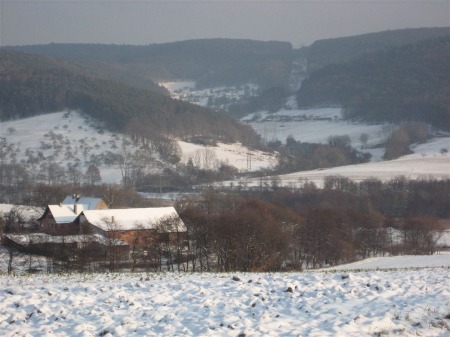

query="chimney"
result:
[74,204,78,214]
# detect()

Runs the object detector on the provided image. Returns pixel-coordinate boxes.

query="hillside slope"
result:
[304,27,450,72]
[297,36,450,130]
[0,51,260,146]
[9,39,294,89]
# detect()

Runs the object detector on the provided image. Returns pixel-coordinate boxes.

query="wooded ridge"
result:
[303,27,450,72]
[0,50,260,146]
[8,39,294,90]
[297,36,450,130]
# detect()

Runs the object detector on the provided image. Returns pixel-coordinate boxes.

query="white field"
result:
[179,140,277,172]
[0,255,449,337]
[227,137,450,188]
[0,111,275,184]
[243,107,387,146]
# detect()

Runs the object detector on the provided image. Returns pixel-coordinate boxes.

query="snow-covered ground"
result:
[229,137,450,188]
[179,140,276,172]
[242,106,394,162]
[0,111,126,183]
[277,151,449,187]
[321,253,450,271]
[0,111,275,184]
[1,255,449,337]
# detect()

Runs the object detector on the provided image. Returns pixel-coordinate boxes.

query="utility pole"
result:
[247,153,252,172]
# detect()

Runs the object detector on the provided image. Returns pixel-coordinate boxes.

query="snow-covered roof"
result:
[62,195,104,210]
[80,207,186,232]
[48,204,87,224]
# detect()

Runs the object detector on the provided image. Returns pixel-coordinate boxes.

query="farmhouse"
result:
[4,196,187,265]
[38,195,108,235]
[76,207,187,245]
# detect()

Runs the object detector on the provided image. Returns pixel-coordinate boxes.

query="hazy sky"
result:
[1,1,449,47]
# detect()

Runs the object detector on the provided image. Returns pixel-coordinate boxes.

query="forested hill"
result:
[8,39,294,89]
[0,50,261,146]
[2,44,168,95]
[304,27,450,72]
[297,36,450,130]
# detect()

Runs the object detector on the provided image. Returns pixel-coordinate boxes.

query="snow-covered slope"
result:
[179,141,276,171]
[322,253,450,270]
[0,111,275,184]
[230,137,450,188]
[1,255,449,336]
[276,149,449,187]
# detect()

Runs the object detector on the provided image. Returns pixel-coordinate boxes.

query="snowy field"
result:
[321,253,450,271]
[243,107,390,153]
[229,137,450,188]
[1,255,449,337]
[179,140,276,172]
[0,111,275,184]
[275,150,449,188]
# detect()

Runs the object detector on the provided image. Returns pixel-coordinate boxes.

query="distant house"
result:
[76,207,186,246]
[61,195,108,210]
[38,195,108,235]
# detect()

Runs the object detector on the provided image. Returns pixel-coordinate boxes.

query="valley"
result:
[159,81,450,188]
[1,3,450,336]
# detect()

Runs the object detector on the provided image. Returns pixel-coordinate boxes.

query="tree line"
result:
[9,39,294,90]
[178,178,448,271]
[2,176,447,274]
[269,135,372,173]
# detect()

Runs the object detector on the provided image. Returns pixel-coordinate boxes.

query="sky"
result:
[1,0,449,47]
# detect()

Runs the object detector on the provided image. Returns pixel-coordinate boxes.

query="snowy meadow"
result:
[1,254,449,337]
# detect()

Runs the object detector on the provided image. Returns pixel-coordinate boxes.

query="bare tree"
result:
[101,216,123,272]
[403,216,444,255]
[84,164,102,185]
[156,215,186,272]
[101,184,121,208]
[359,133,369,149]
[192,148,218,171]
